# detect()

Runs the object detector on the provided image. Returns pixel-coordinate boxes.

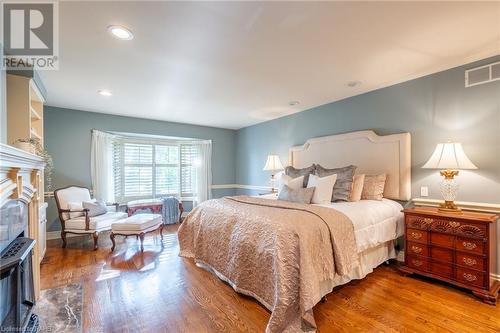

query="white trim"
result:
[413,198,500,214]
[46,231,86,240]
[0,143,45,170]
[396,250,405,263]
[491,273,500,282]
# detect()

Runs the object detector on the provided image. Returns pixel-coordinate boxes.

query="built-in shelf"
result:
[30,107,41,121]
[30,128,42,141]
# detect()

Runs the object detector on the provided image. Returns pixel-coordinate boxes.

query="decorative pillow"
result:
[349,174,365,202]
[278,174,304,193]
[285,165,315,188]
[307,174,337,204]
[361,174,387,201]
[278,185,315,204]
[315,164,357,202]
[82,199,108,217]
[67,202,84,219]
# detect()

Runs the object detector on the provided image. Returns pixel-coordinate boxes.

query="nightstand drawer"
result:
[456,237,484,255]
[430,247,453,263]
[407,256,429,271]
[456,253,486,271]
[430,260,453,279]
[456,268,485,288]
[430,233,454,248]
[406,215,433,230]
[407,242,428,256]
[407,228,427,244]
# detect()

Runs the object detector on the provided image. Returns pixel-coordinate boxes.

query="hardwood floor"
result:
[41,225,500,333]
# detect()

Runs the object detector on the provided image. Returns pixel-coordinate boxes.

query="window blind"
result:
[113,138,202,203]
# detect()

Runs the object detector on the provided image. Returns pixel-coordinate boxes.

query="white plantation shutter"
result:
[180,144,198,197]
[113,136,210,203]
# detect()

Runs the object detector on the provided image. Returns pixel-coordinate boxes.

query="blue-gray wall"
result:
[44,106,236,231]
[236,56,500,206]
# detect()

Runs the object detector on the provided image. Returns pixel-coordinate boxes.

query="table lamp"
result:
[422,142,477,213]
[263,154,284,193]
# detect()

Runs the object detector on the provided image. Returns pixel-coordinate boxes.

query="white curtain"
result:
[91,130,116,203]
[195,141,212,205]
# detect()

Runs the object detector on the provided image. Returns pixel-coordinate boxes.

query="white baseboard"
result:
[396,250,405,262]
[46,231,86,240]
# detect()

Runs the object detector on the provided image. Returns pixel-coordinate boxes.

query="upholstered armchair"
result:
[54,186,127,250]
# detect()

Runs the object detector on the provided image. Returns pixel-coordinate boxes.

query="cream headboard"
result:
[289,130,411,201]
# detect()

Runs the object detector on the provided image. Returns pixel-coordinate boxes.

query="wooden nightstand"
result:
[400,207,499,304]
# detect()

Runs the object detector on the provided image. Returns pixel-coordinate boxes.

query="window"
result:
[113,138,200,203]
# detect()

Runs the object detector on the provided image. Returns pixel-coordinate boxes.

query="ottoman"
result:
[110,214,163,252]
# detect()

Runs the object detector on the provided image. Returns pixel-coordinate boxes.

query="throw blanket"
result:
[178,196,358,333]
[161,197,179,224]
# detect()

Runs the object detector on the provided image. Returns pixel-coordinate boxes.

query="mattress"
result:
[314,198,404,252]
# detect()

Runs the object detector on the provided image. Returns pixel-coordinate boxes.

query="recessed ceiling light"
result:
[288,101,300,106]
[107,25,134,40]
[98,90,112,97]
[347,81,362,87]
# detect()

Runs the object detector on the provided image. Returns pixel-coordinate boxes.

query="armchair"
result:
[54,185,127,250]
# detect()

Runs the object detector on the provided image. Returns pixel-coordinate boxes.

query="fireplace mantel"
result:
[0,143,45,300]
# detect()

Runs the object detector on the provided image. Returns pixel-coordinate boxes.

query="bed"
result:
[178,130,411,333]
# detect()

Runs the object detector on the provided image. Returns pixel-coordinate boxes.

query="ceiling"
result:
[40,1,500,129]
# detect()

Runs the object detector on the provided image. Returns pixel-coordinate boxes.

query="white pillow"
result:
[278,174,304,193]
[67,202,84,218]
[307,174,337,204]
[67,198,96,219]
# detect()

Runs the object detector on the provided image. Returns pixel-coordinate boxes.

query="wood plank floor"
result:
[41,225,500,333]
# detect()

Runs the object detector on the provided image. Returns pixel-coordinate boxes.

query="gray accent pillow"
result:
[284,164,315,188]
[315,164,357,202]
[278,185,315,204]
[82,200,108,217]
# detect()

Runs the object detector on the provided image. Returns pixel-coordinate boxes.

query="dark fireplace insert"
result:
[0,199,39,332]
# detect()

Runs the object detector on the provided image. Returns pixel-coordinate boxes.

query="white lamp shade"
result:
[422,143,477,170]
[263,155,284,171]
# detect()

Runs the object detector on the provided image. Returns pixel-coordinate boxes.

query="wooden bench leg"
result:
[110,232,116,252]
[139,233,145,252]
[92,231,99,251]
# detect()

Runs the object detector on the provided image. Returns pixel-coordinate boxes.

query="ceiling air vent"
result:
[465,61,500,87]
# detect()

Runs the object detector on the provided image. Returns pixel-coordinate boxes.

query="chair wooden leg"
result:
[92,231,99,250]
[139,233,145,252]
[61,231,67,248]
[159,225,164,240]
[110,233,116,252]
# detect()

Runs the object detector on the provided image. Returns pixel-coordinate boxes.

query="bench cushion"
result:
[65,212,128,231]
[112,214,162,232]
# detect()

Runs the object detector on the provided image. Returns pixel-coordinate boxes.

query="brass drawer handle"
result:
[462,273,477,282]
[411,232,422,240]
[462,257,477,266]
[448,221,460,228]
[462,241,477,250]
[411,245,423,254]
[412,259,423,267]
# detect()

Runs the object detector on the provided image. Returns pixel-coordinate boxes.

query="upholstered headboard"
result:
[289,130,411,201]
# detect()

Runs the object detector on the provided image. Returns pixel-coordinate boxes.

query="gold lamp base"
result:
[437,169,462,214]
[438,200,462,214]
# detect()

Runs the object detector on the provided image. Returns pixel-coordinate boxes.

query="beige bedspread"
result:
[178,196,358,333]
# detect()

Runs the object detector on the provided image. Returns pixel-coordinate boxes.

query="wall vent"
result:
[465,61,500,87]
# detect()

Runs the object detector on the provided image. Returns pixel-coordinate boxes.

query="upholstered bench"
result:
[110,214,163,252]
